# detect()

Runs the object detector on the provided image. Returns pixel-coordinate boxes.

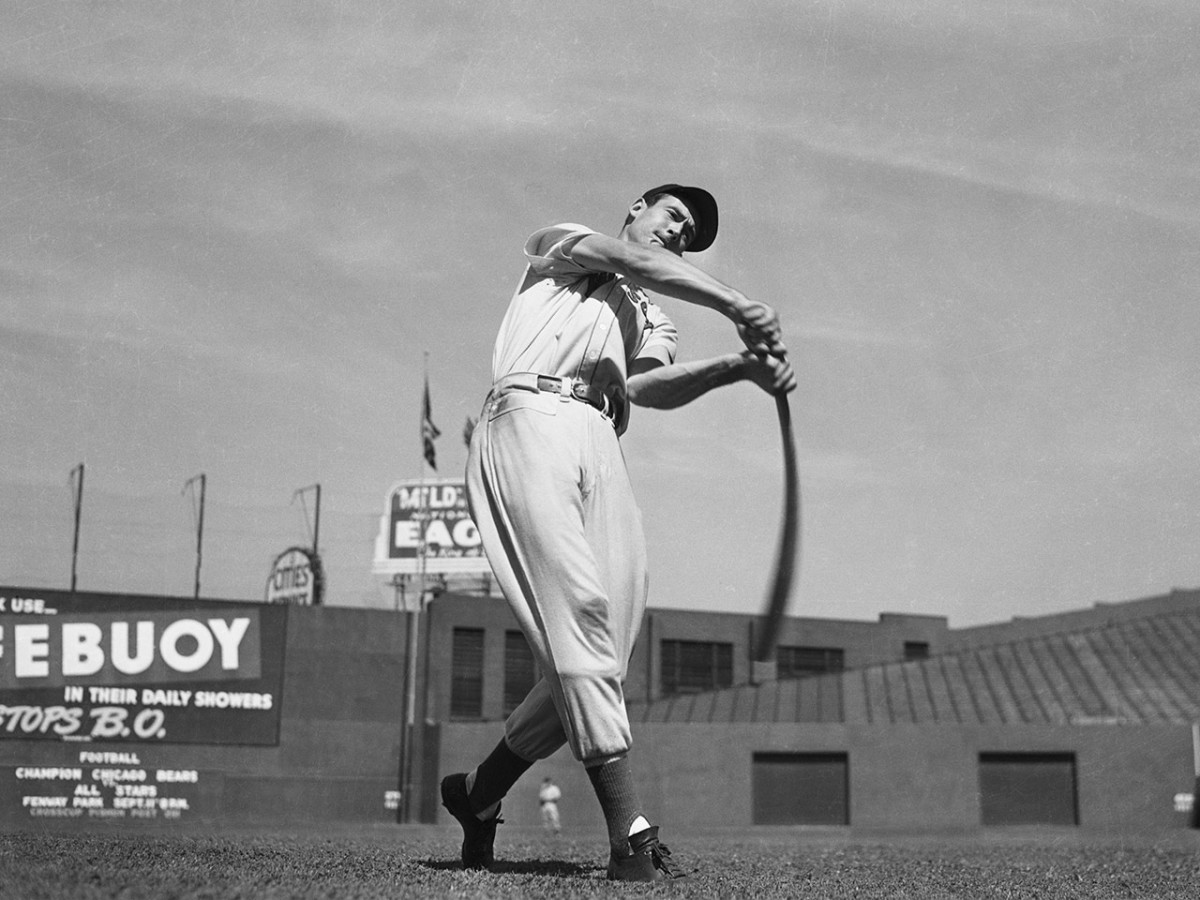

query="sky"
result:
[2,0,1198,628]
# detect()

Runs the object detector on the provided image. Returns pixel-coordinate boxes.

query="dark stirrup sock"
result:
[467,738,534,815]
[586,756,643,853]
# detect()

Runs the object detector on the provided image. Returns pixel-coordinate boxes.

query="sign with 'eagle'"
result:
[372,478,490,577]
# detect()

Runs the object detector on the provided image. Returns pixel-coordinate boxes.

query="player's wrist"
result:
[725,291,754,322]
[713,352,755,388]
[735,350,759,372]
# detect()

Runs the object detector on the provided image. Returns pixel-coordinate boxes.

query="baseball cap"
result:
[640,183,718,253]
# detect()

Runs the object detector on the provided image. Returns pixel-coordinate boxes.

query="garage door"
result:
[752,752,849,825]
[978,752,1078,825]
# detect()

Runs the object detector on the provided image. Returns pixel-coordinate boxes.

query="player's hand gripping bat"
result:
[753,391,799,662]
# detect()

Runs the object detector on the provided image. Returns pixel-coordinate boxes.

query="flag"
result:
[421,377,441,469]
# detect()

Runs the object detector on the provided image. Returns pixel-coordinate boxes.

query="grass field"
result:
[2,824,1199,899]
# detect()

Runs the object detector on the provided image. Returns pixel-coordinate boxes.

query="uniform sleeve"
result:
[636,301,678,367]
[524,223,600,277]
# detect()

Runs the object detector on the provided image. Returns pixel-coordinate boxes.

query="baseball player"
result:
[538,776,562,835]
[442,183,795,882]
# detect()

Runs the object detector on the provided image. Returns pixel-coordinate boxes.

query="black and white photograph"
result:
[2,1,1199,896]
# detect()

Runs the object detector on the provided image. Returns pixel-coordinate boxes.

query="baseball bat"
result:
[753,392,800,662]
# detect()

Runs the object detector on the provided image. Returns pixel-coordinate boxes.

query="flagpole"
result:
[400,351,432,824]
[419,349,431,601]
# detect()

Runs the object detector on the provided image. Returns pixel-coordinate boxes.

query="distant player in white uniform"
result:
[538,777,562,835]
[442,183,795,882]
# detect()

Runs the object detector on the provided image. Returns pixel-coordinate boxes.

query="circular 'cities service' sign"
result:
[265,547,323,606]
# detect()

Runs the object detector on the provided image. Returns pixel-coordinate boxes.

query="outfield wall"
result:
[4,593,1194,832]
[438,721,1196,833]
[1,599,408,828]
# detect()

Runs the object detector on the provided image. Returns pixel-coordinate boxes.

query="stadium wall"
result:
[1,599,407,828]
[4,591,1195,832]
[437,720,1195,833]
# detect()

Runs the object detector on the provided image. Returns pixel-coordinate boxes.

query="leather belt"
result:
[491,372,620,423]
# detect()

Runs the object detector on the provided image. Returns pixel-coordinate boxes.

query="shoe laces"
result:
[649,840,685,878]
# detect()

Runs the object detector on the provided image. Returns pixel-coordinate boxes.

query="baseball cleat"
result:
[440,772,503,870]
[606,825,687,882]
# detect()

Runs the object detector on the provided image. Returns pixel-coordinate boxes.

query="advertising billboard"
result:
[0,588,286,746]
[264,546,323,606]
[372,478,491,577]
[4,751,213,824]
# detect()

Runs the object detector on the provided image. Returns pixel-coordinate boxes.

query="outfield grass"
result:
[2,825,1199,899]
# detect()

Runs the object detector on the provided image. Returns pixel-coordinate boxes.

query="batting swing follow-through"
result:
[443,183,797,882]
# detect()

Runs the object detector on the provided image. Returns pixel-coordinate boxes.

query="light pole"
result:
[183,474,206,599]
[69,463,84,591]
[292,483,321,555]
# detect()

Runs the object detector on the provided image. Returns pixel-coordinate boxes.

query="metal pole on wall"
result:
[68,463,84,592]
[183,474,206,599]
[293,483,322,556]
[396,495,426,824]
[401,591,421,823]
[403,408,432,823]
[396,578,410,825]
[312,482,321,555]
[398,351,440,823]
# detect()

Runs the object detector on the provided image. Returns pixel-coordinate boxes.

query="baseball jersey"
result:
[491,224,678,432]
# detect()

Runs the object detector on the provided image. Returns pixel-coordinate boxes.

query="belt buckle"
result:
[571,382,612,418]
[536,375,564,394]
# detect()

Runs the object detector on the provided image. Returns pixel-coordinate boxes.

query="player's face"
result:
[627,194,698,255]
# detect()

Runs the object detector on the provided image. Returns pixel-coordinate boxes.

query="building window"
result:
[660,640,733,694]
[752,752,849,825]
[777,645,845,679]
[904,641,930,661]
[978,753,1078,826]
[450,628,485,719]
[503,630,538,715]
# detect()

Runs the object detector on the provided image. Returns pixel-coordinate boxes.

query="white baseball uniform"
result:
[538,780,563,832]
[465,223,678,765]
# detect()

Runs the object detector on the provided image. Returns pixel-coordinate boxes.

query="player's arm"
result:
[570,234,786,357]
[626,353,796,409]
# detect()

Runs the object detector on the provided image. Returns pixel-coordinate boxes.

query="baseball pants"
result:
[465,381,649,764]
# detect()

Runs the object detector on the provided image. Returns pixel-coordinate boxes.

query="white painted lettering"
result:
[424,520,453,547]
[88,707,128,739]
[452,519,481,547]
[393,520,420,549]
[89,687,137,704]
[159,620,213,673]
[14,624,50,677]
[111,621,155,675]
[62,623,105,676]
[207,618,249,669]
[156,769,198,783]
